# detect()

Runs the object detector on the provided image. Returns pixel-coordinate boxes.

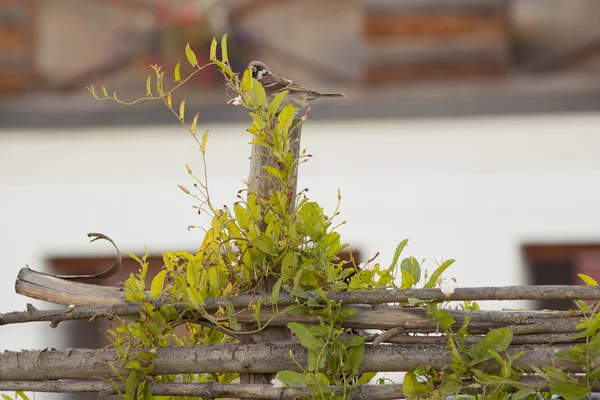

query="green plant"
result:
[87,36,534,400]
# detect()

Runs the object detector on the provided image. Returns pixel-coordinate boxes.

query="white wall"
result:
[2,113,600,355]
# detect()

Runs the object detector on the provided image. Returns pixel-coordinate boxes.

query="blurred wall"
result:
[36,0,133,83]
[2,113,600,360]
[237,0,362,81]
[515,0,600,55]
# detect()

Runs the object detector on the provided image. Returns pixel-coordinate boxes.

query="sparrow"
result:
[248,60,344,110]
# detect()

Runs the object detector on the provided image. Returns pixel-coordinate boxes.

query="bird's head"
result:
[249,60,271,80]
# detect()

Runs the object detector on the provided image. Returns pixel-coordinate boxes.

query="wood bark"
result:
[240,119,302,389]
[4,375,600,400]
[15,264,600,308]
[0,303,581,334]
[0,342,590,381]
[0,380,404,400]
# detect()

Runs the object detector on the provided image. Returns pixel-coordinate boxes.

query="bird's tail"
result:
[319,93,345,98]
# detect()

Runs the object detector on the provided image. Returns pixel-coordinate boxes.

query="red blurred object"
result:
[178,3,200,27]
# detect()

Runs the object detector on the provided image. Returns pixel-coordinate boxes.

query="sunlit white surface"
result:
[2,113,600,396]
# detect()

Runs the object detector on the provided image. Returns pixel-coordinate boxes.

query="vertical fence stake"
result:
[240,119,302,392]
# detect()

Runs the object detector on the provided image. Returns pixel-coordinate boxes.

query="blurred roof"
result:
[2,72,600,128]
[1,0,600,128]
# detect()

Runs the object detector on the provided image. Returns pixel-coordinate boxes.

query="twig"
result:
[193,320,248,343]
[372,326,404,346]
[15,271,600,308]
[39,233,122,282]
[363,332,582,345]
[0,380,406,400]
[0,301,581,336]
[0,343,593,380]
[5,378,600,399]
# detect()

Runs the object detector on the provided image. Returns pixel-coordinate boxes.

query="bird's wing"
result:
[259,75,293,93]
[260,75,313,95]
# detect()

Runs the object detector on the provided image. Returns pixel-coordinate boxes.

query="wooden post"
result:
[240,119,302,390]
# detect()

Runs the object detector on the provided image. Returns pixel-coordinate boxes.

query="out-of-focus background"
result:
[2,0,600,396]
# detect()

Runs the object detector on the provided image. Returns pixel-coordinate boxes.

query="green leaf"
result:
[400,270,415,289]
[268,90,289,118]
[511,388,535,400]
[213,59,235,77]
[163,252,174,271]
[486,349,506,366]
[186,257,198,286]
[288,322,321,350]
[191,112,199,134]
[270,278,282,310]
[358,371,377,385]
[587,365,600,385]
[284,304,310,314]
[209,37,217,60]
[125,370,139,398]
[242,67,252,92]
[276,104,296,134]
[233,203,250,230]
[425,259,455,288]
[403,371,429,400]
[200,128,208,152]
[277,370,309,386]
[150,270,167,298]
[102,86,108,97]
[252,297,263,328]
[574,299,591,313]
[221,33,228,63]
[428,308,455,330]
[2,395,12,400]
[400,256,421,287]
[145,75,152,96]
[346,340,365,375]
[251,78,267,107]
[179,99,185,121]
[579,273,598,286]
[159,304,178,322]
[263,166,283,180]
[226,301,240,331]
[550,382,590,400]
[254,238,276,255]
[389,239,408,270]
[307,348,322,371]
[556,348,586,364]
[174,62,181,82]
[467,328,513,365]
[312,372,331,391]
[185,43,198,67]
[247,192,262,220]
[186,286,204,308]
[139,380,152,400]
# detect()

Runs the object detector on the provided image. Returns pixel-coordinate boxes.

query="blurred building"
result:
[2,1,600,397]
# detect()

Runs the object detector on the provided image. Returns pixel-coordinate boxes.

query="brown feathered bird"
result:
[248,60,344,110]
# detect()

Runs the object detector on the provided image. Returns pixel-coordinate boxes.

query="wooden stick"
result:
[0,380,405,400]
[0,302,581,334]
[241,118,302,389]
[15,266,600,308]
[0,342,594,381]
[368,332,583,345]
[4,377,600,399]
